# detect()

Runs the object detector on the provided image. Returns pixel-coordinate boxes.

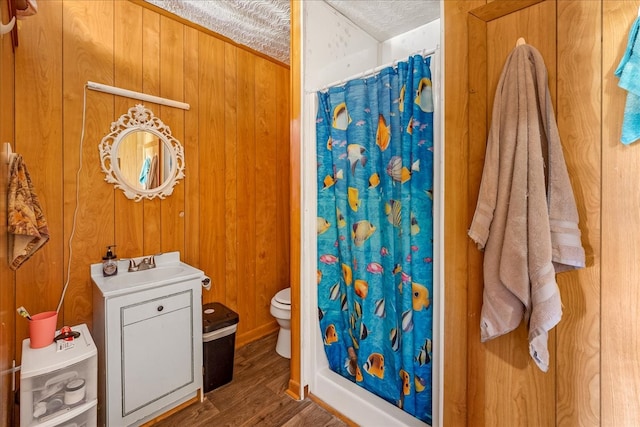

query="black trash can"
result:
[202,302,240,393]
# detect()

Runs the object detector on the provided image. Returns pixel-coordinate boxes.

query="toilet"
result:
[270,287,291,358]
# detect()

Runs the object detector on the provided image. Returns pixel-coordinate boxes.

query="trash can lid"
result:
[203,302,239,333]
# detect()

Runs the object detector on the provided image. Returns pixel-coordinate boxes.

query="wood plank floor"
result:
[154,332,348,427]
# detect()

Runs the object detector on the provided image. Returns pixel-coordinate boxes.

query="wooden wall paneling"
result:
[466,11,488,427]
[467,1,557,425]
[0,0,16,423]
[556,1,601,425]
[197,33,225,304]
[224,43,238,311]
[61,0,115,329]
[14,0,63,356]
[141,8,162,255]
[288,0,302,398]
[254,57,278,327]
[236,48,257,336]
[442,1,484,424]
[159,15,186,256]
[114,0,144,259]
[276,65,290,294]
[183,26,200,268]
[602,2,640,425]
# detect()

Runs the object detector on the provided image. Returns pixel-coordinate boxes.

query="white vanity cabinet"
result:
[91,252,204,427]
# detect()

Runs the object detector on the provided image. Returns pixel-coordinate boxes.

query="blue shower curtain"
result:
[316,54,434,424]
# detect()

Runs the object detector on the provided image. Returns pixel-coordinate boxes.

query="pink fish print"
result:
[411,245,419,252]
[406,254,412,262]
[320,254,338,265]
[380,247,389,257]
[355,120,366,126]
[423,257,433,263]
[366,262,384,274]
[401,272,411,283]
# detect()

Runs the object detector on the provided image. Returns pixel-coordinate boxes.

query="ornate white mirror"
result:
[99,105,185,201]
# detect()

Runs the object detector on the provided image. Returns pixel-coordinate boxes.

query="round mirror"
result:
[99,105,185,201]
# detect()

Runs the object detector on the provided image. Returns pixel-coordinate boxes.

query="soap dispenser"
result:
[102,245,118,277]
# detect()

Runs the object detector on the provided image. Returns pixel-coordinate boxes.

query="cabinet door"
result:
[121,304,193,415]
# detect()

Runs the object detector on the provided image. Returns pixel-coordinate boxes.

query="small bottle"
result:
[102,245,118,277]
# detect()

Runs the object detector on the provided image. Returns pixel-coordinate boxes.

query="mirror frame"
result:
[99,104,185,201]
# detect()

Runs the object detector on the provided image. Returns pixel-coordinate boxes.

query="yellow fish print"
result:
[398,85,406,112]
[415,338,432,366]
[324,324,338,345]
[336,208,347,228]
[327,136,333,151]
[415,375,427,393]
[317,269,322,285]
[332,102,352,130]
[368,172,380,189]
[415,77,434,113]
[376,114,391,151]
[385,199,402,228]
[354,279,369,299]
[363,353,385,379]
[348,187,361,212]
[322,167,343,190]
[412,282,430,311]
[348,328,359,349]
[342,263,353,286]
[399,369,411,396]
[317,217,330,235]
[352,220,376,247]
[406,116,414,135]
[410,211,420,235]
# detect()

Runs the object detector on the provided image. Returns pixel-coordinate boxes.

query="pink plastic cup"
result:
[29,311,58,349]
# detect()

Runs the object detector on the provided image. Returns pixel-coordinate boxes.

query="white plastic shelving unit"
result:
[20,323,97,427]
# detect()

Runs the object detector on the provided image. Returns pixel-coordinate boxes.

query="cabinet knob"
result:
[157,305,164,312]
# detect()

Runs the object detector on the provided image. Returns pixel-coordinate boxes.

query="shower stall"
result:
[299,2,444,426]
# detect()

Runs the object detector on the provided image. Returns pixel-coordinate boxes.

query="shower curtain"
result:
[316,54,434,424]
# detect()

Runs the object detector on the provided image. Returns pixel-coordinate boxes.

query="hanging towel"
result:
[7,154,50,270]
[139,156,151,187]
[468,44,585,372]
[146,154,159,189]
[615,17,640,145]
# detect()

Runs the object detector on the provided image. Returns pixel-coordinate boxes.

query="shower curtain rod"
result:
[309,46,439,93]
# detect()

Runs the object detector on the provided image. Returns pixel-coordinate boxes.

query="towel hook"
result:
[516,37,526,47]
[0,16,15,36]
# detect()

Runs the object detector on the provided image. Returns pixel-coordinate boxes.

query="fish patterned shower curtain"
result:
[316,54,434,424]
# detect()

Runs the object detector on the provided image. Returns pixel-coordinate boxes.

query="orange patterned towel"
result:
[8,154,49,270]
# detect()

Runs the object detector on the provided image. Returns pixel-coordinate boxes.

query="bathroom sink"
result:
[90,252,205,297]
[105,266,186,287]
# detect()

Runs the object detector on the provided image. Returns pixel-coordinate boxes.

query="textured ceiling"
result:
[144,0,440,65]
[325,1,440,42]
[145,0,290,62]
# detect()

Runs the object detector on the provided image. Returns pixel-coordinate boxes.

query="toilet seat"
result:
[274,288,291,305]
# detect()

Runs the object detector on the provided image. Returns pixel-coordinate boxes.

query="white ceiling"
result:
[144,0,441,65]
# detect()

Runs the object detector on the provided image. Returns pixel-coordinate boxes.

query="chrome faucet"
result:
[128,255,156,272]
